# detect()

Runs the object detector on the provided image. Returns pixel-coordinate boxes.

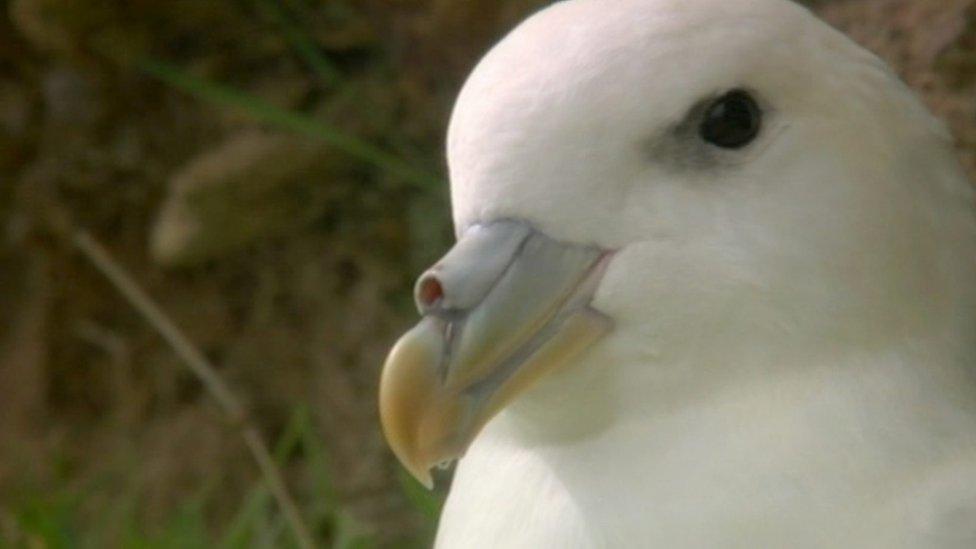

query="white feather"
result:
[437,0,976,546]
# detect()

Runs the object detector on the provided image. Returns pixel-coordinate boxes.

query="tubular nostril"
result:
[417,275,445,310]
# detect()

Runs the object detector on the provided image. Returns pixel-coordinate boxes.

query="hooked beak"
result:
[379,220,613,487]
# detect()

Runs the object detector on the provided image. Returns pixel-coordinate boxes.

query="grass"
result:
[2,2,446,547]
[250,0,343,88]
[3,406,442,548]
[137,58,443,192]
[133,0,444,193]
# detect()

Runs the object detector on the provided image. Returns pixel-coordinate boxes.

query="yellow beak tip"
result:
[379,322,445,491]
[407,465,435,490]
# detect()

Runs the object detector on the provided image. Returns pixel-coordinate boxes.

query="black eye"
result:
[699,90,762,149]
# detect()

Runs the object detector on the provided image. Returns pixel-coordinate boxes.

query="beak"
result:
[379,220,613,487]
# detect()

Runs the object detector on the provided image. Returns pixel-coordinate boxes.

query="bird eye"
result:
[699,90,762,149]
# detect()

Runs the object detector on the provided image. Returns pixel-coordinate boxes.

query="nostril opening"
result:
[417,275,444,309]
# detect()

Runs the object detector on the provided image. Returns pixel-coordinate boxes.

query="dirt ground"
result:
[1,0,974,546]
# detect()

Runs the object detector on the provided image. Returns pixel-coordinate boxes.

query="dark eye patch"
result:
[700,90,762,149]
[643,88,767,172]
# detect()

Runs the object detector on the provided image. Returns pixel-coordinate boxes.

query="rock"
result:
[814,0,976,177]
[0,80,33,172]
[8,0,76,55]
[150,129,341,267]
[0,250,49,450]
[41,65,103,127]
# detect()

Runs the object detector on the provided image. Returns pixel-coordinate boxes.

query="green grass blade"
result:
[15,496,77,549]
[331,513,375,549]
[157,496,211,549]
[396,469,443,522]
[219,406,312,548]
[252,0,342,87]
[219,486,273,549]
[296,406,336,512]
[137,58,443,190]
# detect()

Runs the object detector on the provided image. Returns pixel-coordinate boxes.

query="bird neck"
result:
[502,322,976,455]
[443,314,976,546]
[461,331,976,543]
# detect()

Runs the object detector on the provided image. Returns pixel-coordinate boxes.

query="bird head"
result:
[380,0,976,487]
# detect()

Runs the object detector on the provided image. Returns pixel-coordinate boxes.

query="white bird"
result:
[379,0,976,546]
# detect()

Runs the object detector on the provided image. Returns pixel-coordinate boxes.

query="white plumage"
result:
[431,0,976,546]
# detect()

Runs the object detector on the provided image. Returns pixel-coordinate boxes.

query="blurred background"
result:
[0,0,974,546]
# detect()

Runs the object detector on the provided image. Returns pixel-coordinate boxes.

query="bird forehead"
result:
[443,0,903,242]
[448,0,814,148]
[446,1,814,204]
[477,0,811,75]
